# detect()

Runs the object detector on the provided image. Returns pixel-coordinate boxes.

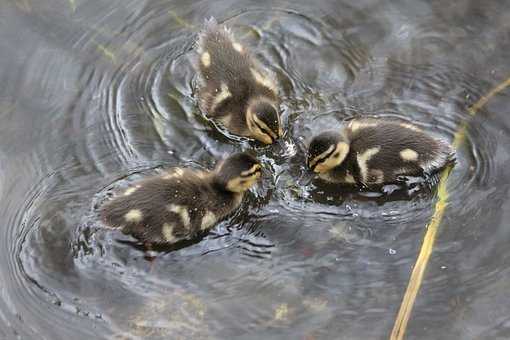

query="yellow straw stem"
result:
[390,75,510,340]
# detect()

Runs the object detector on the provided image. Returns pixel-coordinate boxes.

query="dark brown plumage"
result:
[195,18,282,144]
[307,118,455,186]
[101,153,261,245]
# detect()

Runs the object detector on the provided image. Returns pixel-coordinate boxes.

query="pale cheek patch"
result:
[250,68,278,94]
[356,147,381,183]
[124,209,143,223]
[400,148,419,161]
[227,177,248,192]
[240,175,259,190]
[240,164,261,177]
[309,145,335,169]
[246,106,276,143]
[312,142,349,173]
[167,204,191,227]
[162,223,176,242]
[201,52,211,67]
[201,211,217,230]
[232,42,243,53]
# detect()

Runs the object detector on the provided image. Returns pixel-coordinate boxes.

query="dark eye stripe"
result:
[309,148,336,168]
[255,121,276,141]
[241,169,261,178]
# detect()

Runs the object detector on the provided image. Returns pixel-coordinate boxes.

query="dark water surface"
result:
[1,0,510,339]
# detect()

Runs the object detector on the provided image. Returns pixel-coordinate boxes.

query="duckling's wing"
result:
[101,173,206,244]
[196,19,251,89]
[346,121,454,186]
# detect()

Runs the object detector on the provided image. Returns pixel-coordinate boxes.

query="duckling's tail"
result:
[196,17,234,53]
[423,138,456,175]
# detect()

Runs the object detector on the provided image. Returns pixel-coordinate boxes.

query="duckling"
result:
[101,152,261,246]
[307,118,455,187]
[195,18,283,144]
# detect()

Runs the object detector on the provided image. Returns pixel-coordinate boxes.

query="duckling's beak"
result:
[258,133,274,145]
[307,153,316,169]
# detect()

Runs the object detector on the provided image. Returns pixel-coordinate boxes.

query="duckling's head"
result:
[246,100,282,144]
[307,131,350,173]
[215,152,262,193]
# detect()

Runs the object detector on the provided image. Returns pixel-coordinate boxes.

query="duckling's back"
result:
[100,170,242,245]
[345,119,455,184]
[196,19,278,115]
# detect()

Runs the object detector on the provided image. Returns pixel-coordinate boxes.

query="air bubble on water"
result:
[280,139,297,158]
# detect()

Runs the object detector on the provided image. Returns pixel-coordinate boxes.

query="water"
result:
[1,0,510,339]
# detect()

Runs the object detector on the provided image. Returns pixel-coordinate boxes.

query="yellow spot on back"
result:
[201,211,217,230]
[168,204,191,227]
[250,68,277,94]
[162,168,184,179]
[232,42,243,52]
[201,52,211,67]
[123,185,140,196]
[356,147,380,183]
[125,209,142,223]
[162,223,176,242]
[400,148,419,161]
[348,120,378,132]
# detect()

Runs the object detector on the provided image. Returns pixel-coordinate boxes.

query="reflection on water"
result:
[1,0,510,339]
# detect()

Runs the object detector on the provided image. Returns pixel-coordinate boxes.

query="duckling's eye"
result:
[332,152,340,158]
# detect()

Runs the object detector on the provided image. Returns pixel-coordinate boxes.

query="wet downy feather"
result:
[195,18,282,144]
[307,118,455,187]
[101,152,261,246]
